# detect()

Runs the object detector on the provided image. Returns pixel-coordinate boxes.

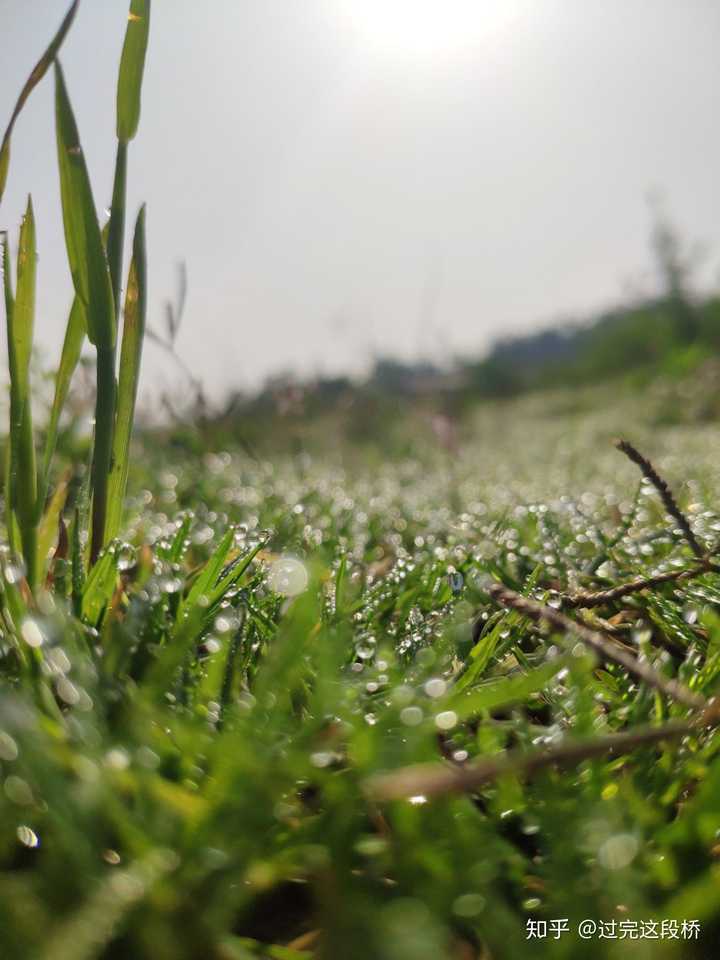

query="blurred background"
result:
[2,0,720,424]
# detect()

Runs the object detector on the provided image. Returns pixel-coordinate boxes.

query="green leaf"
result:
[6,198,39,587]
[54,61,115,350]
[81,548,119,626]
[106,206,147,542]
[176,527,235,626]
[451,656,571,720]
[117,0,152,143]
[0,0,80,205]
[37,475,69,581]
[39,296,85,497]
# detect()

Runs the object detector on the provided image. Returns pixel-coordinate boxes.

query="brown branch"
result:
[562,562,717,609]
[365,721,694,801]
[615,440,705,559]
[489,584,707,709]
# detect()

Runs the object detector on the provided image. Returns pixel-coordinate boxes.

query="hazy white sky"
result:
[2,0,720,399]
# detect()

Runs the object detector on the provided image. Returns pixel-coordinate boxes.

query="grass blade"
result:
[6,198,39,588]
[54,62,115,350]
[55,60,117,562]
[37,474,69,582]
[106,206,147,542]
[39,219,112,515]
[0,0,81,205]
[81,548,118,625]
[106,143,127,319]
[451,656,572,720]
[117,0,152,143]
[39,297,85,498]
[177,527,235,625]
[1,232,17,553]
[107,0,151,322]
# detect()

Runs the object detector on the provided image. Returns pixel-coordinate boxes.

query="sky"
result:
[2,0,720,401]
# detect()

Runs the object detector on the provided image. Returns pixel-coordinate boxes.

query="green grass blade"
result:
[451,656,572,720]
[71,508,84,616]
[37,474,68,582]
[117,0,152,143]
[176,527,234,625]
[107,0,151,317]
[81,548,118,626]
[1,232,17,551]
[39,218,110,515]
[0,0,80,206]
[55,60,118,562]
[6,199,39,587]
[39,296,85,501]
[54,61,116,350]
[106,206,146,542]
[106,142,127,318]
[90,345,117,563]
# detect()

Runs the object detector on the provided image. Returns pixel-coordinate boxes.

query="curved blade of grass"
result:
[55,61,117,561]
[7,199,39,588]
[117,0,152,143]
[205,540,266,611]
[451,656,572,720]
[54,61,115,350]
[106,206,146,542]
[176,527,235,626]
[0,0,81,206]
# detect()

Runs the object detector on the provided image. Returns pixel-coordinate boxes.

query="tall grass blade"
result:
[1,233,17,554]
[40,219,112,513]
[39,296,85,499]
[6,198,39,588]
[106,143,127,319]
[106,206,146,541]
[54,62,115,350]
[107,0,151,310]
[54,61,117,563]
[0,0,81,205]
[117,0,152,143]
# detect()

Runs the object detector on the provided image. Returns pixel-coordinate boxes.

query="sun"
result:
[338,0,527,60]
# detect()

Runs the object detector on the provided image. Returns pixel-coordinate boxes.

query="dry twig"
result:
[489,584,706,709]
[563,562,717,608]
[615,439,705,559]
[365,721,694,801]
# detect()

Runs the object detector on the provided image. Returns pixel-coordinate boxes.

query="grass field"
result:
[3,3,720,958]
[2,378,720,958]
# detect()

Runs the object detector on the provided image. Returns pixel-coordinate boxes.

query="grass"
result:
[2,4,720,959]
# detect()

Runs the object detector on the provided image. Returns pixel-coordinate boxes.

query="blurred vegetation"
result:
[162,201,720,460]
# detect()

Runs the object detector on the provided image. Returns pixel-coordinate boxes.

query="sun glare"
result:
[340,0,526,59]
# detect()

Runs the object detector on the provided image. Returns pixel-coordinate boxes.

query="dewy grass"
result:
[3,4,720,959]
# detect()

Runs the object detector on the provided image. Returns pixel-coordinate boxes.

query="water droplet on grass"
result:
[16,826,39,848]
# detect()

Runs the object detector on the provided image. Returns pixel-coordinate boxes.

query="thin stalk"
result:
[489,583,706,709]
[562,561,717,608]
[106,141,127,318]
[90,346,116,563]
[615,439,705,558]
[365,721,695,802]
